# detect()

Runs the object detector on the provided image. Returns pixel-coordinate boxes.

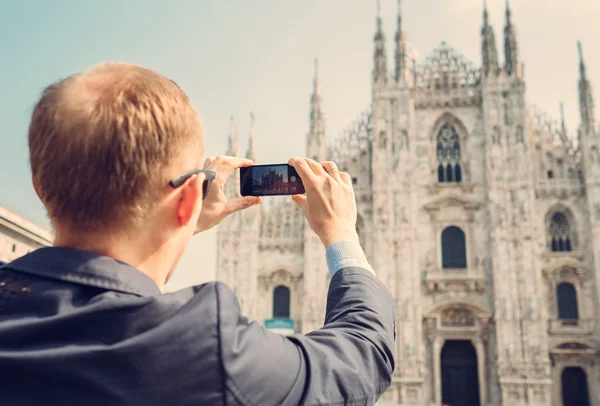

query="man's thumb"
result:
[292,194,308,214]
[226,196,261,215]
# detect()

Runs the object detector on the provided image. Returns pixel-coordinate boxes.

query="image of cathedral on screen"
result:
[216,2,600,405]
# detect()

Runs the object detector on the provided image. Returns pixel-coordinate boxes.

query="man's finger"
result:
[210,155,253,170]
[305,158,327,176]
[224,196,261,215]
[320,161,338,172]
[321,161,342,182]
[338,171,352,185]
[289,157,317,184]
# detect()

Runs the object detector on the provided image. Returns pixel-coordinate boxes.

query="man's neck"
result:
[52,227,171,291]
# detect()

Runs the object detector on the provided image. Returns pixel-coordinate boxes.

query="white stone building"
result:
[217,3,600,405]
[0,205,52,263]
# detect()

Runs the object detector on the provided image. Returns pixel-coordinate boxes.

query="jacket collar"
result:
[5,247,161,297]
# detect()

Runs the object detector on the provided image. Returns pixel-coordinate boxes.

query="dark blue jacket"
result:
[0,248,396,405]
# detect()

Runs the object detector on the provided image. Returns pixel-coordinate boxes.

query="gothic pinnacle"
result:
[394,0,407,82]
[246,112,257,161]
[227,115,238,156]
[309,58,324,136]
[504,0,519,76]
[313,58,320,96]
[373,0,387,83]
[481,0,498,77]
[483,0,489,24]
[578,41,587,80]
[578,41,596,134]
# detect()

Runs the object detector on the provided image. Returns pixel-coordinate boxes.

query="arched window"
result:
[549,212,573,252]
[436,123,462,183]
[273,285,290,318]
[557,283,579,321]
[441,226,467,269]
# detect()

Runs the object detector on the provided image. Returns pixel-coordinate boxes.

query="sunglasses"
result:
[169,169,216,199]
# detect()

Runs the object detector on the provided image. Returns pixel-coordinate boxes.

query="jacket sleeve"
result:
[216,266,397,406]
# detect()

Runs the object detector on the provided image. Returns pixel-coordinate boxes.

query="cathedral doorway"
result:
[561,367,590,406]
[441,340,481,406]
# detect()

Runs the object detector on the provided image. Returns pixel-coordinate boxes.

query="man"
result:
[0,63,396,405]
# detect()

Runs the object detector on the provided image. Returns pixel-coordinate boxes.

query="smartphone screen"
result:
[240,164,305,196]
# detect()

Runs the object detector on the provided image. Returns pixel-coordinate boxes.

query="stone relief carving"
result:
[591,146,600,164]
[399,129,409,151]
[378,131,387,149]
[504,99,513,126]
[440,307,476,327]
[424,318,436,344]
[516,125,525,144]
[398,207,408,223]
[594,202,600,221]
[492,127,502,145]
[423,248,435,272]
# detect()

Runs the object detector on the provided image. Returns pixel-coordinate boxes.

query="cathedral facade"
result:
[216,3,600,405]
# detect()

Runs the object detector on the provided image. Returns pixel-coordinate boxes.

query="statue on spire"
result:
[578,41,596,135]
[373,0,387,84]
[307,57,327,160]
[246,112,257,161]
[504,0,519,76]
[310,58,323,135]
[227,115,238,156]
[394,0,408,83]
[560,102,567,134]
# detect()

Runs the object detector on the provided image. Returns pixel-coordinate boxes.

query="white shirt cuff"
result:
[325,240,375,278]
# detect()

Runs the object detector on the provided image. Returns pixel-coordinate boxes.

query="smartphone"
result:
[240,164,305,196]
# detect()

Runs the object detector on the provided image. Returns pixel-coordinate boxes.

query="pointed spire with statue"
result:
[504,0,520,77]
[307,58,327,161]
[246,112,257,161]
[373,0,387,84]
[226,115,238,156]
[481,0,499,78]
[394,0,408,83]
[578,41,596,136]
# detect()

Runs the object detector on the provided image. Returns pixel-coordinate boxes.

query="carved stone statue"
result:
[440,307,475,327]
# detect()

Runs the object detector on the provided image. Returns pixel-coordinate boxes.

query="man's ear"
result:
[176,175,202,227]
[32,178,42,201]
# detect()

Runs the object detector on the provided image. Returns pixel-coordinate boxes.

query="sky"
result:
[0,0,598,290]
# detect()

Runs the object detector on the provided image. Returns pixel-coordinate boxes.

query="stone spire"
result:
[307,58,327,160]
[246,112,257,161]
[309,59,324,136]
[504,0,519,76]
[578,41,596,135]
[394,0,408,83]
[481,0,499,77]
[373,0,388,84]
[560,102,567,134]
[226,115,238,156]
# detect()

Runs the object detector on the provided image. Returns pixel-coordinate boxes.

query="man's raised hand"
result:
[288,157,358,247]
[195,156,261,234]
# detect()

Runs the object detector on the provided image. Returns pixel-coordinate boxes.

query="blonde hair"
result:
[28,62,202,233]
